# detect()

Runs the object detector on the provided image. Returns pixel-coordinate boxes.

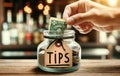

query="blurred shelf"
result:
[79,43,109,48]
[0,43,110,51]
[79,42,114,59]
[0,44,38,51]
[1,56,37,59]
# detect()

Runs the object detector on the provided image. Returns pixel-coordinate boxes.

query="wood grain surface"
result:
[0,59,120,76]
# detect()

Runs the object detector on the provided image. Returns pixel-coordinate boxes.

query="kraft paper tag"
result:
[44,39,72,68]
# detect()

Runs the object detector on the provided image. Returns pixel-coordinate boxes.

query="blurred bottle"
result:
[25,29,32,45]
[17,24,25,45]
[32,29,41,44]
[7,10,12,23]
[32,21,44,44]
[38,14,44,28]
[1,23,11,45]
[56,11,61,18]
[16,10,25,45]
[45,14,50,29]
[25,14,33,45]
[16,10,23,23]
[1,9,12,45]
[9,23,18,45]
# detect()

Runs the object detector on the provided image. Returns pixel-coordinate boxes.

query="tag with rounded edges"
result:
[44,39,72,68]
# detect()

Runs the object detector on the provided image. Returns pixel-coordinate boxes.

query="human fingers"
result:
[73,22,93,34]
[66,8,95,25]
[63,1,80,21]
[63,0,90,20]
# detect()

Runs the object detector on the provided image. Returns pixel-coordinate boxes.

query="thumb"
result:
[66,9,94,25]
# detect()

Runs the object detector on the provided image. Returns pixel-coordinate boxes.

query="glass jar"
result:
[37,30,81,73]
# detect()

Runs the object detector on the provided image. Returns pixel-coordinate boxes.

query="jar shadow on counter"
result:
[32,67,77,74]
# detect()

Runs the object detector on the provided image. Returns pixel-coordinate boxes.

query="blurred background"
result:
[0,0,120,59]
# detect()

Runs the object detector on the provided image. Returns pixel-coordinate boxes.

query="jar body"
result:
[37,30,81,73]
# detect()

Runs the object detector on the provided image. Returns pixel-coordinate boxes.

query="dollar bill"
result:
[48,17,67,35]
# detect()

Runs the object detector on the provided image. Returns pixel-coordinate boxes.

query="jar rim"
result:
[43,30,75,38]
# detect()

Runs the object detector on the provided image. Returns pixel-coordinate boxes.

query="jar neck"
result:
[43,30,75,40]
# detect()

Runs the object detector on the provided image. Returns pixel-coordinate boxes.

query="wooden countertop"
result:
[0,59,120,76]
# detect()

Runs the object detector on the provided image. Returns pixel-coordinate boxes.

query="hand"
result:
[63,0,120,34]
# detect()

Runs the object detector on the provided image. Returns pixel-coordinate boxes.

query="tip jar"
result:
[37,30,81,73]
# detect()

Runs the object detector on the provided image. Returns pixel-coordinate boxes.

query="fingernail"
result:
[67,18,74,25]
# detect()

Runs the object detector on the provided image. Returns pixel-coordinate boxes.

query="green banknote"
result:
[49,17,67,35]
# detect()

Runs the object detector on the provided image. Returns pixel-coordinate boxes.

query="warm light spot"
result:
[24,6,32,14]
[46,0,53,4]
[43,9,49,15]
[38,3,44,10]
[44,5,50,11]
[107,0,118,7]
